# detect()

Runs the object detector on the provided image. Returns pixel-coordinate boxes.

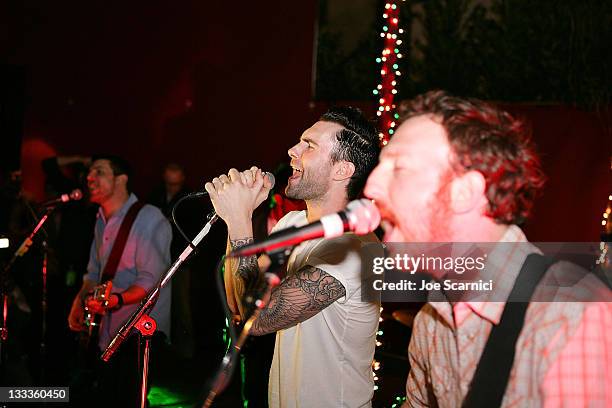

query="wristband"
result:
[113,293,124,310]
[103,293,124,311]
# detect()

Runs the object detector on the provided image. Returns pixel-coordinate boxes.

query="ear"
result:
[115,174,129,189]
[332,161,355,181]
[448,170,487,214]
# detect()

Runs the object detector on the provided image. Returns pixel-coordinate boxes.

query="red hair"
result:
[399,90,546,225]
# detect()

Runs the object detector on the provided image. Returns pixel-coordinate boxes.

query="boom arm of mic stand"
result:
[101,215,218,362]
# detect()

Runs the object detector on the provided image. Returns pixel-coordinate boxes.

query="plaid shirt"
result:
[403,226,612,407]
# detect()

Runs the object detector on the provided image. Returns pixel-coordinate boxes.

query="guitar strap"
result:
[100,200,145,282]
[462,253,554,407]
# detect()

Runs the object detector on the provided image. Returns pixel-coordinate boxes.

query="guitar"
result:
[79,280,113,353]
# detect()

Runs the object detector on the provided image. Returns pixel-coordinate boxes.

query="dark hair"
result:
[92,154,133,193]
[398,90,546,225]
[164,162,185,173]
[320,106,380,200]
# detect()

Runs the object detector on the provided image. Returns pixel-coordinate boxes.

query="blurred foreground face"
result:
[364,114,455,243]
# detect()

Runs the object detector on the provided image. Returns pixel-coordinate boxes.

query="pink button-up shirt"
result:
[403,226,612,407]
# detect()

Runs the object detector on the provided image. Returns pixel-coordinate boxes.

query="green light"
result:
[241,355,249,407]
[383,26,388,31]
[393,64,399,69]
[389,129,394,135]
[376,58,381,63]
[394,48,399,53]
[148,386,186,406]
[377,330,383,335]
[394,113,400,119]
[391,4,397,9]
[373,90,379,95]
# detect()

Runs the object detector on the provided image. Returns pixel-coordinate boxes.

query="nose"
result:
[364,164,385,201]
[288,143,300,159]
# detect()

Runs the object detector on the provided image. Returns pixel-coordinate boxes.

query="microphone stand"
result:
[202,247,289,408]
[101,213,218,408]
[1,205,53,370]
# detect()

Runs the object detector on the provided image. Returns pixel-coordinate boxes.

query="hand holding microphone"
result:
[204,167,275,229]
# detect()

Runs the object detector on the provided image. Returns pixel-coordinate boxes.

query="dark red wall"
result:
[503,105,611,242]
[8,1,321,196]
[4,2,610,241]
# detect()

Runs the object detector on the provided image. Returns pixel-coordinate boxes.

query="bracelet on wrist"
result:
[113,293,124,310]
[103,293,124,311]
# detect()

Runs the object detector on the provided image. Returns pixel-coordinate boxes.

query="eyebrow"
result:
[380,147,398,159]
[300,136,317,146]
[90,164,108,171]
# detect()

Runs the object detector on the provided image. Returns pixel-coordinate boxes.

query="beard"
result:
[285,163,332,201]
[424,170,454,242]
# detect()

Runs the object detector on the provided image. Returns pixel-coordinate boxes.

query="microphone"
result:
[41,189,83,206]
[188,172,275,198]
[229,198,380,257]
[175,172,276,250]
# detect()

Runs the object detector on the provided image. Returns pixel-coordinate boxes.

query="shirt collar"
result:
[98,193,139,224]
[429,225,539,327]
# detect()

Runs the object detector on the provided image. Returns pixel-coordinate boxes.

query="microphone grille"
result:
[264,172,276,189]
[70,189,83,201]
[346,199,381,235]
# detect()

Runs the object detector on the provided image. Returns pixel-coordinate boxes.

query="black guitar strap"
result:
[462,253,554,408]
[100,201,145,282]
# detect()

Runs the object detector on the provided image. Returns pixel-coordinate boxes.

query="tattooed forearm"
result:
[251,266,346,336]
[230,238,259,280]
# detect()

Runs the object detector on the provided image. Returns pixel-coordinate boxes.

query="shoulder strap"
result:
[462,253,554,408]
[100,201,145,282]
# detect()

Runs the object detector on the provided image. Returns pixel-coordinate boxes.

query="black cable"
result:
[170,194,198,250]
[199,255,240,407]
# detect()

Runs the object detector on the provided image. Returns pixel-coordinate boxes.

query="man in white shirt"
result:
[205,107,382,407]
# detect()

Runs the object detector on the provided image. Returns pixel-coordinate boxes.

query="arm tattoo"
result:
[251,265,346,336]
[229,238,258,280]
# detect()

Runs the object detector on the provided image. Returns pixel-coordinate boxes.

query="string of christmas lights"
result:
[372,0,406,397]
[373,1,406,146]
[596,195,611,267]
[596,157,611,268]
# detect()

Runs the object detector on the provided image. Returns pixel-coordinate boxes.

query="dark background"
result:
[1,1,610,236]
[0,1,610,406]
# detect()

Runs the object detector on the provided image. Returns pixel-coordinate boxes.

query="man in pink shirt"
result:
[364,90,612,407]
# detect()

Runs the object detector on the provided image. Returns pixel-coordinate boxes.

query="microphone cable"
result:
[170,193,200,251]
[170,193,238,346]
